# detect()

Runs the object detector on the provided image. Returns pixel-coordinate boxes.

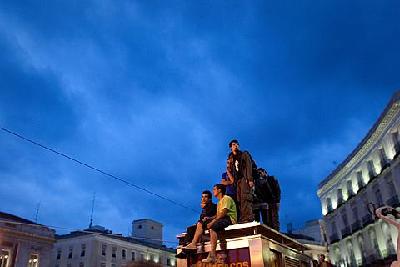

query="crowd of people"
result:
[181,139,281,264]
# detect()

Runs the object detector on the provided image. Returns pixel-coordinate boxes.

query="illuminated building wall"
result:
[317,92,400,267]
[0,211,55,267]
[51,225,175,267]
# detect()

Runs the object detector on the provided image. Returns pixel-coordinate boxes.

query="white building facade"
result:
[132,219,163,246]
[317,92,400,266]
[51,229,176,267]
[0,211,55,267]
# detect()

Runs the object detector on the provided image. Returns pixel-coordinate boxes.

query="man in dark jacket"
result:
[183,190,217,250]
[226,139,255,223]
[253,168,280,231]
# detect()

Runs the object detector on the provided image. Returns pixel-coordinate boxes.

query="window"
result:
[150,254,155,262]
[131,251,135,261]
[379,148,388,168]
[79,262,84,267]
[357,171,364,188]
[138,225,142,229]
[391,132,400,154]
[122,249,126,260]
[331,220,337,235]
[0,249,10,267]
[67,264,71,267]
[81,244,86,257]
[27,254,39,267]
[101,244,107,257]
[111,264,116,267]
[337,189,343,205]
[374,185,383,206]
[367,160,376,177]
[56,249,62,260]
[387,180,397,197]
[369,229,381,258]
[100,263,106,267]
[351,204,358,221]
[341,210,348,226]
[68,247,73,259]
[347,180,354,196]
[112,247,116,258]
[326,198,333,212]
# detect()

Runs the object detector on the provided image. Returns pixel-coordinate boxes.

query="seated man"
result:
[202,184,237,264]
[183,190,217,250]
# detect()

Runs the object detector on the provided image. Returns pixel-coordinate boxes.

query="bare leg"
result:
[209,229,217,256]
[189,222,203,245]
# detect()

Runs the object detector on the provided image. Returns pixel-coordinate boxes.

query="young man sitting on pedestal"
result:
[202,184,237,264]
[183,190,217,251]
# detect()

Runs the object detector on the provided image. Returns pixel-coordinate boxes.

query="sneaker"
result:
[183,243,197,250]
[201,254,216,264]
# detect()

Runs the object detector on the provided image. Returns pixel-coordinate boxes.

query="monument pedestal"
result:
[176,222,313,267]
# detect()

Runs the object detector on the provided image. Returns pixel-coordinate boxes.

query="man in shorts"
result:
[202,184,237,264]
[183,190,217,250]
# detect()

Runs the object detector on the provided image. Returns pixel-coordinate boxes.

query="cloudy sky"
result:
[1,0,400,245]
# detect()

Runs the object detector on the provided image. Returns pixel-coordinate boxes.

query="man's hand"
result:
[248,180,254,188]
[207,220,215,229]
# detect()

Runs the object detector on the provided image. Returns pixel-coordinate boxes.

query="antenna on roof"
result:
[89,192,96,228]
[34,201,41,223]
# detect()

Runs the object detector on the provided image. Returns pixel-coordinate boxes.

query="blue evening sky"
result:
[1,0,400,244]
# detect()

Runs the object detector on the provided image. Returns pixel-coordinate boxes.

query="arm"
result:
[207,208,228,228]
[225,158,235,185]
[242,152,254,187]
[376,206,400,226]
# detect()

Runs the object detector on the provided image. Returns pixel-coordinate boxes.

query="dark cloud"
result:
[0,0,400,242]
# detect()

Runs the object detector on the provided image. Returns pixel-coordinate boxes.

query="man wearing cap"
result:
[226,139,255,223]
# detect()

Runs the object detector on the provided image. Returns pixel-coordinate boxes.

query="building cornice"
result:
[318,91,400,197]
[0,227,55,244]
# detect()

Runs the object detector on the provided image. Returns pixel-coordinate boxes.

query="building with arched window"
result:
[317,92,400,266]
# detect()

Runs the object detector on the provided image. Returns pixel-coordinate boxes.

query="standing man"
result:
[183,190,217,250]
[253,168,281,231]
[202,184,237,264]
[226,139,255,223]
[220,172,236,201]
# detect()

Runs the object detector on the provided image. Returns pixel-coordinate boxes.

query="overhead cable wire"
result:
[0,126,197,214]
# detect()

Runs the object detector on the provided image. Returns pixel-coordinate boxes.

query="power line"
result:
[0,126,197,214]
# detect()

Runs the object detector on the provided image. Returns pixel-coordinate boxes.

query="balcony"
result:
[341,226,351,238]
[351,220,362,233]
[362,214,374,226]
[386,195,399,207]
